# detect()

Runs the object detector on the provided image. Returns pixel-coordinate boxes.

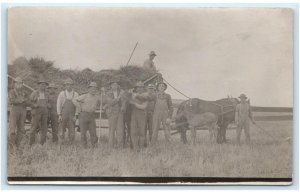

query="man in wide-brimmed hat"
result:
[129,81,148,151]
[29,78,50,145]
[235,93,255,145]
[143,51,157,73]
[47,83,59,143]
[73,82,101,148]
[135,81,173,146]
[103,78,126,148]
[56,78,79,143]
[8,76,29,147]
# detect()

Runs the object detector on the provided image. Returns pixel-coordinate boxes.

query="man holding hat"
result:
[135,81,173,146]
[29,78,50,145]
[144,84,156,146]
[56,78,79,144]
[129,81,148,151]
[47,83,59,143]
[235,93,254,145]
[73,82,101,148]
[103,79,126,149]
[8,76,29,147]
[143,51,157,73]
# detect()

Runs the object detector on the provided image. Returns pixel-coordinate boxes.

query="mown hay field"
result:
[7,117,292,178]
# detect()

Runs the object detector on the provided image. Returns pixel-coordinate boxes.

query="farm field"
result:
[7,117,292,178]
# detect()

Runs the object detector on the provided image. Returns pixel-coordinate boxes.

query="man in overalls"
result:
[151,82,173,145]
[29,78,49,145]
[144,84,156,147]
[47,83,59,143]
[8,76,29,147]
[130,82,148,152]
[57,78,79,144]
[73,82,101,148]
[103,80,126,149]
[235,94,254,145]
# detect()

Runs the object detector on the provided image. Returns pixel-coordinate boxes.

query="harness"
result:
[211,101,235,124]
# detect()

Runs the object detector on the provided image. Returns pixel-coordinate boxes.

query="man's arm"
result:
[56,91,63,115]
[166,94,173,118]
[248,104,254,122]
[72,94,86,115]
[9,90,21,105]
[235,105,240,124]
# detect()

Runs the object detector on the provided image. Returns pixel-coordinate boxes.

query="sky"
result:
[8,7,293,107]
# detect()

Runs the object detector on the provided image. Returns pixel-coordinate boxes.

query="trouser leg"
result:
[151,113,160,145]
[89,117,98,147]
[51,112,58,142]
[61,117,68,140]
[162,114,171,143]
[8,107,18,146]
[244,121,250,144]
[115,114,124,148]
[68,116,75,143]
[108,115,117,148]
[236,124,242,145]
[130,112,138,151]
[16,108,26,147]
[30,111,41,145]
[138,112,146,150]
[79,114,88,147]
[40,109,48,145]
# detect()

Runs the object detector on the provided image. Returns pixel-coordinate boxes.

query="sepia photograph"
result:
[6,7,293,184]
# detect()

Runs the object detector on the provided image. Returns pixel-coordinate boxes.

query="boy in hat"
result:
[57,78,79,144]
[73,82,101,148]
[235,94,255,145]
[47,83,59,143]
[103,79,126,148]
[129,82,148,151]
[143,51,157,73]
[135,81,173,146]
[29,78,49,145]
[8,76,29,147]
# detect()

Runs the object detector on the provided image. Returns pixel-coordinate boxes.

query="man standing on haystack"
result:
[235,93,255,145]
[47,83,59,143]
[103,79,126,149]
[8,76,29,148]
[57,78,79,144]
[29,78,49,145]
[143,51,157,74]
[73,82,101,148]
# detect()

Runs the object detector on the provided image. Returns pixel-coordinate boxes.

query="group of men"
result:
[8,50,254,150]
[8,77,174,151]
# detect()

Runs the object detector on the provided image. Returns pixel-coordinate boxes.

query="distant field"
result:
[8,119,292,178]
[253,111,293,121]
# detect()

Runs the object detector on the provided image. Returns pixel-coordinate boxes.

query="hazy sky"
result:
[8,8,293,107]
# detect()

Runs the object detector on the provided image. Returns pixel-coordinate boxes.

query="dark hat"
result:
[156,82,167,90]
[37,78,49,85]
[88,82,98,88]
[149,51,157,56]
[64,78,74,85]
[14,76,23,83]
[147,84,155,89]
[239,94,247,99]
[135,81,144,88]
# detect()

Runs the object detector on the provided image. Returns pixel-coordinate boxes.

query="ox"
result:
[176,97,238,144]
